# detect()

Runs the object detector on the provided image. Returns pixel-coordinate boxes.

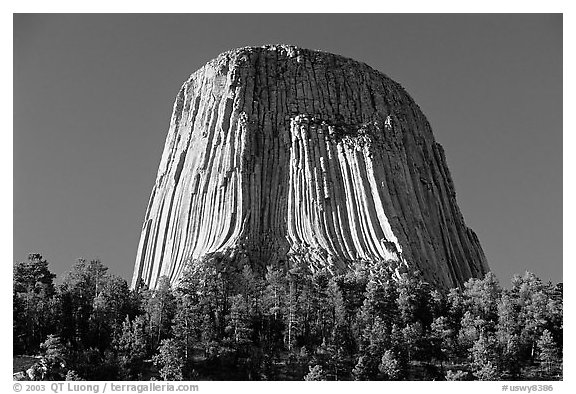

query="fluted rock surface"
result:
[132,45,489,290]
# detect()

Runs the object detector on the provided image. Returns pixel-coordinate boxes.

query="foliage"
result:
[37,335,69,380]
[445,369,469,381]
[113,315,148,380]
[470,333,502,380]
[379,349,402,380]
[536,329,560,379]
[304,364,326,381]
[13,254,563,381]
[153,339,184,381]
[65,370,84,381]
[13,254,57,353]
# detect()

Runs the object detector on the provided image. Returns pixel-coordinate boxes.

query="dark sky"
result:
[13,14,562,285]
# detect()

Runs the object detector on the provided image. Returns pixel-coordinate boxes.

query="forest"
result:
[13,253,562,381]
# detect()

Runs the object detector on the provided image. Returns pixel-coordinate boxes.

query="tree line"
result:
[13,253,562,381]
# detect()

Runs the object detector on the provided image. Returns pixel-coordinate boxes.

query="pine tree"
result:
[144,276,176,351]
[496,293,523,378]
[13,254,57,353]
[359,268,398,329]
[430,316,455,363]
[91,274,133,351]
[285,265,305,352]
[379,349,402,380]
[458,311,483,356]
[536,329,559,378]
[178,257,223,357]
[329,273,364,354]
[470,333,502,380]
[153,339,184,381]
[352,355,371,381]
[39,335,70,380]
[262,265,286,352]
[171,292,202,365]
[509,272,551,362]
[309,270,333,346]
[463,272,502,333]
[324,344,347,381]
[239,264,265,345]
[113,315,148,380]
[226,294,253,346]
[58,258,110,348]
[402,321,424,362]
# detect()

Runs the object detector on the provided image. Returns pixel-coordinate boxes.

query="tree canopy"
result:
[14,253,562,381]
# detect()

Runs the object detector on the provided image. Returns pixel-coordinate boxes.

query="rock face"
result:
[131,45,489,290]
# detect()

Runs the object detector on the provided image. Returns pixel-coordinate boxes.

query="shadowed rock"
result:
[132,45,489,290]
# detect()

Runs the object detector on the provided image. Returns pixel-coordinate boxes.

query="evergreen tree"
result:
[324,344,348,381]
[238,264,265,344]
[113,315,148,380]
[171,292,202,366]
[429,289,448,319]
[358,267,398,329]
[178,259,220,357]
[402,321,424,362]
[496,293,523,378]
[226,294,253,346]
[501,334,522,379]
[153,339,184,381]
[470,333,502,380]
[429,316,455,363]
[262,265,287,352]
[463,272,502,334]
[11,251,564,382]
[536,329,560,379]
[457,311,483,356]
[307,270,333,347]
[545,282,563,347]
[92,274,133,351]
[329,273,364,354]
[379,349,402,380]
[144,276,176,351]
[397,272,432,328]
[352,355,372,381]
[58,259,109,348]
[446,287,466,335]
[13,254,57,353]
[39,335,70,380]
[285,265,305,352]
[13,253,56,294]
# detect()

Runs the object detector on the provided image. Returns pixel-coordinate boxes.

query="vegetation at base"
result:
[13,253,563,381]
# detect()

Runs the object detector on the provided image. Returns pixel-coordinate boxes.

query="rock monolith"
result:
[132,45,489,290]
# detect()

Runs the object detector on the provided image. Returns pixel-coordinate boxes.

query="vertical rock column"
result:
[286,115,405,272]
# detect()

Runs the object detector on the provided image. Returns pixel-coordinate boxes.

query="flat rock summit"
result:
[132,45,489,290]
